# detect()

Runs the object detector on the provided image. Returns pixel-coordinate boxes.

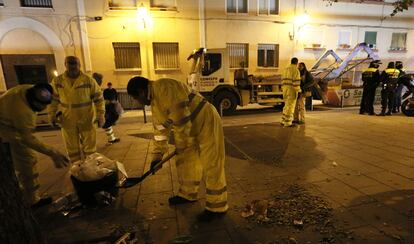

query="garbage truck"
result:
[187,48,284,115]
[187,43,379,115]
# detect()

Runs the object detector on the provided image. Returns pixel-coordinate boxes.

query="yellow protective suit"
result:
[281,64,301,127]
[294,94,306,123]
[150,78,228,213]
[0,85,56,204]
[49,72,104,162]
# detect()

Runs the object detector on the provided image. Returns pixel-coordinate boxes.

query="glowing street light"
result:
[137,3,152,29]
[290,11,310,41]
[294,11,310,27]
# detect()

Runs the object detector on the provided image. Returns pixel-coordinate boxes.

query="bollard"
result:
[143,106,147,123]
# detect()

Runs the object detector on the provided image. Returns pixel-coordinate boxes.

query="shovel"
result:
[117,151,177,188]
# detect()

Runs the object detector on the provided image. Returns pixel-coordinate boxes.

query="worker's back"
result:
[0,85,35,139]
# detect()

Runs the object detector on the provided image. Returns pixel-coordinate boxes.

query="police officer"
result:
[393,61,405,113]
[378,62,400,116]
[360,60,381,115]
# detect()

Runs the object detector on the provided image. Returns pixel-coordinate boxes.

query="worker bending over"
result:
[127,76,228,222]
[0,83,69,208]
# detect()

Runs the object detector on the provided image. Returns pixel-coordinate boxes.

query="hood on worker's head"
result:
[26,83,53,112]
[127,76,151,105]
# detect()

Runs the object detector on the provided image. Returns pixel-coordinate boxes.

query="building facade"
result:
[1,0,413,91]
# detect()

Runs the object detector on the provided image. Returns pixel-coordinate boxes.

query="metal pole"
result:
[143,105,147,123]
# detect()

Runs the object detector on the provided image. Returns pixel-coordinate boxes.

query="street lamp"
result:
[290,11,310,41]
[137,3,151,29]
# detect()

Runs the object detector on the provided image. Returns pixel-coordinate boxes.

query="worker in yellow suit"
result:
[127,76,227,222]
[0,83,69,208]
[49,56,105,163]
[281,57,301,127]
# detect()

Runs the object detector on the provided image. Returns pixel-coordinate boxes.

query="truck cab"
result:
[187,48,283,115]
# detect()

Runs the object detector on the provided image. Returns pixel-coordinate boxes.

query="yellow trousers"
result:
[10,141,40,205]
[61,126,96,163]
[175,103,228,213]
[282,85,298,126]
[294,94,306,123]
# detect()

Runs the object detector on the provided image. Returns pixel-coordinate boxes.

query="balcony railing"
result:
[20,0,53,8]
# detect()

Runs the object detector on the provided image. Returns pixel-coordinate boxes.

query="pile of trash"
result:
[241,184,353,243]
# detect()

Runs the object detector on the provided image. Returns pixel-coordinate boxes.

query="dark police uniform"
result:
[379,68,400,115]
[360,67,380,115]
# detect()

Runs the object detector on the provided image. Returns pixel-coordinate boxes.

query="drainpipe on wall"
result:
[76,0,92,72]
[199,0,206,48]
[0,63,6,92]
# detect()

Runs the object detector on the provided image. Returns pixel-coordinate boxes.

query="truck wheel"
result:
[401,99,414,116]
[214,91,238,115]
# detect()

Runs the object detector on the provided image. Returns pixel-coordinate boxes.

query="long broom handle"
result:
[139,150,177,181]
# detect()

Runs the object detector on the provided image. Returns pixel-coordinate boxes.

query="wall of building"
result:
[84,0,201,89]
[1,0,414,91]
[204,0,294,80]
[0,0,85,91]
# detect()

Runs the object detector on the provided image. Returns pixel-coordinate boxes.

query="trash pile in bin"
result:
[53,153,128,216]
[241,184,353,243]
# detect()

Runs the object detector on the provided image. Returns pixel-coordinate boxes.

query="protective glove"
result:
[150,153,164,173]
[97,115,105,128]
[51,111,62,127]
[50,150,70,168]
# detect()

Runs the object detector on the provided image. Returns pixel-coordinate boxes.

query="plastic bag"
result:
[70,153,118,182]
[114,101,124,116]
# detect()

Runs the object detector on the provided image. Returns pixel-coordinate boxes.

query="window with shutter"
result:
[112,42,142,70]
[227,43,249,68]
[153,42,180,70]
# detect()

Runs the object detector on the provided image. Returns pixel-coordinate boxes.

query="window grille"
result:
[112,42,142,69]
[153,42,180,70]
[227,43,249,68]
[20,0,53,8]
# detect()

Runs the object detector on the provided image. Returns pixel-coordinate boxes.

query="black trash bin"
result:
[70,172,119,206]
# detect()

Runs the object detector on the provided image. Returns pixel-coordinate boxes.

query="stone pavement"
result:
[32,106,414,243]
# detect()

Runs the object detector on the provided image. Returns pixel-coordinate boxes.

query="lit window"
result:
[259,0,279,15]
[338,31,351,48]
[20,0,53,8]
[150,0,176,10]
[390,33,407,51]
[112,42,142,69]
[153,42,180,70]
[108,0,137,10]
[258,44,279,68]
[227,0,247,14]
[227,43,249,68]
[364,31,377,49]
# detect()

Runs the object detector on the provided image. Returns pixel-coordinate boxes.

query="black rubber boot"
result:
[197,210,226,222]
[377,110,386,116]
[168,196,196,205]
[385,111,392,116]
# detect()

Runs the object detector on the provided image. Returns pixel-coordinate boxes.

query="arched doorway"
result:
[0,17,65,91]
